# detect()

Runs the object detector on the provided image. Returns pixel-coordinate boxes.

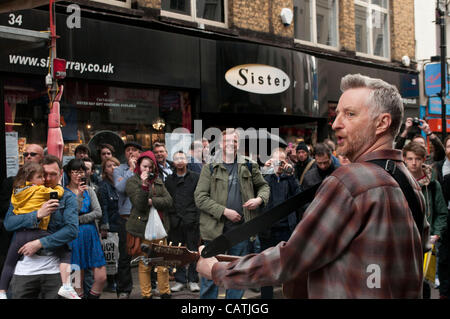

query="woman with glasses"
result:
[65,159,107,299]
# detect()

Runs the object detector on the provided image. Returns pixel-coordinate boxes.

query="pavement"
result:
[100,264,283,299]
[100,265,440,299]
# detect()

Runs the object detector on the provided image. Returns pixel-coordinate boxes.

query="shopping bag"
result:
[144,206,167,241]
[101,232,119,275]
[423,244,437,287]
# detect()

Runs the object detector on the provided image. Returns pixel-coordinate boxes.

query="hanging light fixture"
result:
[152,118,165,131]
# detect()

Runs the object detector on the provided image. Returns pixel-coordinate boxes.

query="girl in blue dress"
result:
[65,159,106,299]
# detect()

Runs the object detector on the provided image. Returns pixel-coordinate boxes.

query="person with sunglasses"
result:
[0,144,44,286]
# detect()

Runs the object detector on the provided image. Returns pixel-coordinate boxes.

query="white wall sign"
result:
[225,64,291,94]
[5,132,19,177]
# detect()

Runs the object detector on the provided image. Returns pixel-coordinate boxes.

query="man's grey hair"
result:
[340,73,404,138]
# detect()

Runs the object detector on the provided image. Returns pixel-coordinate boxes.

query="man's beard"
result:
[337,130,376,162]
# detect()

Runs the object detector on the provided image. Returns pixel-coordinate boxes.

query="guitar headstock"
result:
[141,242,199,268]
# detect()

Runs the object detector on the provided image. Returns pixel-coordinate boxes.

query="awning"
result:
[0,0,51,53]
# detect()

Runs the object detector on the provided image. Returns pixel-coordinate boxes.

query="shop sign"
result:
[225,64,290,94]
[427,118,450,132]
[428,97,450,115]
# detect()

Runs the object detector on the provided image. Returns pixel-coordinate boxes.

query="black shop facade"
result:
[0,8,418,180]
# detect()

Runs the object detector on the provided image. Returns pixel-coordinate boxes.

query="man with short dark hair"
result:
[302,143,337,189]
[165,151,201,293]
[113,141,142,299]
[294,142,315,185]
[3,155,78,299]
[74,144,91,159]
[153,142,174,182]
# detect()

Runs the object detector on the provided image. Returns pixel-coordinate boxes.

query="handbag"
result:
[423,244,437,287]
[144,206,168,241]
[126,232,142,256]
[101,232,119,275]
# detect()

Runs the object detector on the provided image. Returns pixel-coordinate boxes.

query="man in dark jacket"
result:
[165,151,201,293]
[294,141,315,185]
[259,148,300,298]
[302,143,337,189]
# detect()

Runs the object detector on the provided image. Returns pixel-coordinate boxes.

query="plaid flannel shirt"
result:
[212,149,429,298]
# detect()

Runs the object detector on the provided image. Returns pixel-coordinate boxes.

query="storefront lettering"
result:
[225,64,290,95]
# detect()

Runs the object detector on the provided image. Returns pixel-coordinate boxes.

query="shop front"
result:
[1,8,327,179]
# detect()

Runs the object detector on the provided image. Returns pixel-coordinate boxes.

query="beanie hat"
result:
[296,142,309,153]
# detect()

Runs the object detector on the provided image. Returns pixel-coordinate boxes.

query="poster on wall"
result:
[5,132,19,177]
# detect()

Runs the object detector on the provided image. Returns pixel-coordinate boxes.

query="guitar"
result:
[133,242,239,269]
[135,242,308,299]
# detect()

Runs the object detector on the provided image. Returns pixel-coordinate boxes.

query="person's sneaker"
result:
[118,292,130,299]
[171,282,185,292]
[0,292,7,299]
[188,282,200,292]
[160,293,172,299]
[58,286,81,299]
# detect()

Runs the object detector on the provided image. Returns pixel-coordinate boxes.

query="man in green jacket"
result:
[403,142,448,298]
[194,128,270,299]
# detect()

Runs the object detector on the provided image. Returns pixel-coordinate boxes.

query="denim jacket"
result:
[4,191,79,250]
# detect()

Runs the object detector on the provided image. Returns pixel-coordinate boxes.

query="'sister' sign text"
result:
[225,64,290,94]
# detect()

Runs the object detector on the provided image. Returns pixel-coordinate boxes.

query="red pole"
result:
[47,0,64,161]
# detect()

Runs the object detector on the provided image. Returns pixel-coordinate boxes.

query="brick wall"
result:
[231,0,270,33]
[136,0,160,9]
[339,0,356,52]
[390,0,415,62]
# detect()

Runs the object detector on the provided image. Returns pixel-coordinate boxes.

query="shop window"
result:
[91,0,132,8]
[161,0,227,27]
[354,0,389,59]
[4,77,193,169]
[294,0,339,49]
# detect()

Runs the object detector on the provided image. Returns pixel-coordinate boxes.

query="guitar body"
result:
[282,272,308,299]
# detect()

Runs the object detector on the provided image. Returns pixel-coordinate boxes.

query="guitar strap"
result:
[202,159,425,258]
[201,182,320,258]
[367,159,424,237]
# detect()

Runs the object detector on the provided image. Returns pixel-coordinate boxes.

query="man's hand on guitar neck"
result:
[196,245,218,280]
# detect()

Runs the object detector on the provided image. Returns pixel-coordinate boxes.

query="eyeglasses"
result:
[23,152,38,157]
[71,170,85,176]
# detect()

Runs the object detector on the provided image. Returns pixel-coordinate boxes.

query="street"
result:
[100,264,283,299]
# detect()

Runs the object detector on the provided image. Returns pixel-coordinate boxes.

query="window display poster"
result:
[165,133,193,161]
[6,132,19,177]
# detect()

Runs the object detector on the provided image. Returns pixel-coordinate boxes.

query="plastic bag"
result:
[423,244,437,287]
[144,206,167,241]
[101,232,119,275]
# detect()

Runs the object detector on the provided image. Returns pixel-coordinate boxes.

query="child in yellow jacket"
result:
[0,162,80,299]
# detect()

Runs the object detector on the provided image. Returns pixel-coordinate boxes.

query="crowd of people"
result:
[0,74,449,299]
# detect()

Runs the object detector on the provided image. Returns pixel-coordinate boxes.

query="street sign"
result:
[428,96,450,115]
[424,62,449,96]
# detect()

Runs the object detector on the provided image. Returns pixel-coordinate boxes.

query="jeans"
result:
[169,223,200,284]
[116,217,133,295]
[199,239,249,299]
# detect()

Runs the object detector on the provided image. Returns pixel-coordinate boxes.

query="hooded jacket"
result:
[125,151,173,238]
